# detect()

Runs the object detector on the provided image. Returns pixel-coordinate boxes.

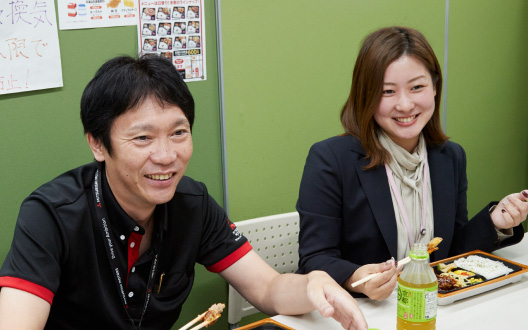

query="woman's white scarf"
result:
[378,130,434,260]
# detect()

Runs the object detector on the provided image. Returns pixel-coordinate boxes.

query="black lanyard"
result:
[92,168,159,330]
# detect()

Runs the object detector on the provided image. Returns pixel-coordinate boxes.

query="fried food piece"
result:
[427,237,443,254]
[203,303,225,326]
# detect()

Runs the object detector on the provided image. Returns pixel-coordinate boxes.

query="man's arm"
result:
[0,287,50,330]
[219,250,368,330]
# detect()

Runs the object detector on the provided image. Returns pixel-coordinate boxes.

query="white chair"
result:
[227,212,300,330]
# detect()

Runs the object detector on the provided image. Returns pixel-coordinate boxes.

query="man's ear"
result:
[86,133,106,162]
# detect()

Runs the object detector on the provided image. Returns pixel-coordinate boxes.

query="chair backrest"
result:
[227,212,300,329]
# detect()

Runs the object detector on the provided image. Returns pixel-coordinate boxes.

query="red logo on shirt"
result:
[97,203,102,208]
[227,218,237,230]
[227,218,242,241]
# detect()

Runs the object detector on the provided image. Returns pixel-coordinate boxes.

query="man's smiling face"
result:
[90,96,193,218]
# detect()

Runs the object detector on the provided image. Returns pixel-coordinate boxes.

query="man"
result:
[0,56,368,330]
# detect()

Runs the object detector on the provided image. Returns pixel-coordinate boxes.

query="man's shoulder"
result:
[175,176,207,196]
[28,162,98,207]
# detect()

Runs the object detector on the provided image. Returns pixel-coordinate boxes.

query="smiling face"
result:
[374,55,436,152]
[88,96,193,221]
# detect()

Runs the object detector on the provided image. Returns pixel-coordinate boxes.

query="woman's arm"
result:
[297,141,357,282]
[449,143,524,254]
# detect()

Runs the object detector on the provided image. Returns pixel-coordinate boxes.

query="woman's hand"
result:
[491,190,528,230]
[344,259,398,301]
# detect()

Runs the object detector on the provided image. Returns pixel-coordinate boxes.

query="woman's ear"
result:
[86,133,106,162]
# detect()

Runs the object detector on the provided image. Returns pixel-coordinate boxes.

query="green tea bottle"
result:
[396,243,438,330]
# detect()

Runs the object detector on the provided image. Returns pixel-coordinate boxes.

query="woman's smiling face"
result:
[374,55,436,152]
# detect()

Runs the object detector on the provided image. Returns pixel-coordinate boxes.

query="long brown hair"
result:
[341,26,448,169]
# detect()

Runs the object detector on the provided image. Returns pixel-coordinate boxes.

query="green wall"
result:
[221,0,446,222]
[222,0,528,227]
[1,1,528,330]
[447,0,528,225]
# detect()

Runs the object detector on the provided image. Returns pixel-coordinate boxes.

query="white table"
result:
[273,237,528,329]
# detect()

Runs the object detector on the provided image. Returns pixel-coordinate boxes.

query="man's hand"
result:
[306,271,368,330]
[221,251,368,330]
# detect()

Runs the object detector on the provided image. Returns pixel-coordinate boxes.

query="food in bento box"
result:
[435,262,485,292]
[454,255,514,280]
[434,254,514,293]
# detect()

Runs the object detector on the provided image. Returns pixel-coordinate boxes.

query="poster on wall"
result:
[0,0,63,95]
[138,0,206,82]
[57,0,139,30]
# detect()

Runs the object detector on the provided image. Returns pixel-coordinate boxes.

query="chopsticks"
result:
[350,237,442,288]
[351,256,411,288]
[179,312,206,330]
[178,303,225,330]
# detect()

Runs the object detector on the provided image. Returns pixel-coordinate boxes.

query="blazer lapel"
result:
[354,152,398,258]
[352,142,457,261]
[428,145,456,261]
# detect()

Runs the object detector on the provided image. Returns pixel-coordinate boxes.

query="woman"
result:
[296,26,528,301]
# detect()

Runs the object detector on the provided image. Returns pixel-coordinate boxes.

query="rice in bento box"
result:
[454,255,514,279]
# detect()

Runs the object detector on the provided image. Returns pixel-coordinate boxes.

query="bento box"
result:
[234,318,294,330]
[430,250,528,305]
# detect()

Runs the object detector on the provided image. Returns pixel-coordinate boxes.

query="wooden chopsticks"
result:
[179,312,207,330]
[178,303,225,330]
[350,237,443,288]
[351,257,411,288]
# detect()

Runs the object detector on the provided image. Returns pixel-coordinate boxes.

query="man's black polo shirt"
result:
[0,162,250,329]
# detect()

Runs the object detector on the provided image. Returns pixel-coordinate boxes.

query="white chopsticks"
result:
[179,311,220,330]
[350,256,411,288]
[179,303,225,330]
[179,312,207,330]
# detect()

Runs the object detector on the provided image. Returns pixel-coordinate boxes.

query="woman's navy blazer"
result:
[296,135,524,285]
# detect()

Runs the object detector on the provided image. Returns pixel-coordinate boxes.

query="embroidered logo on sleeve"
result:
[227,218,242,241]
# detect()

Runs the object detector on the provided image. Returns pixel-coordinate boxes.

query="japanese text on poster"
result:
[57,0,139,30]
[0,0,63,96]
[138,0,206,82]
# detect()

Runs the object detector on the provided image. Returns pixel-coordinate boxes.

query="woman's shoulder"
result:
[432,140,465,157]
[305,135,365,167]
[311,134,363,153]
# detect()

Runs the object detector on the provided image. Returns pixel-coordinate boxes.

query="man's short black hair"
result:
[81,55,195,155]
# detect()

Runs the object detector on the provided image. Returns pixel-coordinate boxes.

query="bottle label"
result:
[397,283,438,322]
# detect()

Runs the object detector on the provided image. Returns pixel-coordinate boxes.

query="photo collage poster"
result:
[138,0,206,82]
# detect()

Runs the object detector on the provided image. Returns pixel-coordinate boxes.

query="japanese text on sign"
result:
[0,0,63,95]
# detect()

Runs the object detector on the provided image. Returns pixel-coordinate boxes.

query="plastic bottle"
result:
[396,243,438,330]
